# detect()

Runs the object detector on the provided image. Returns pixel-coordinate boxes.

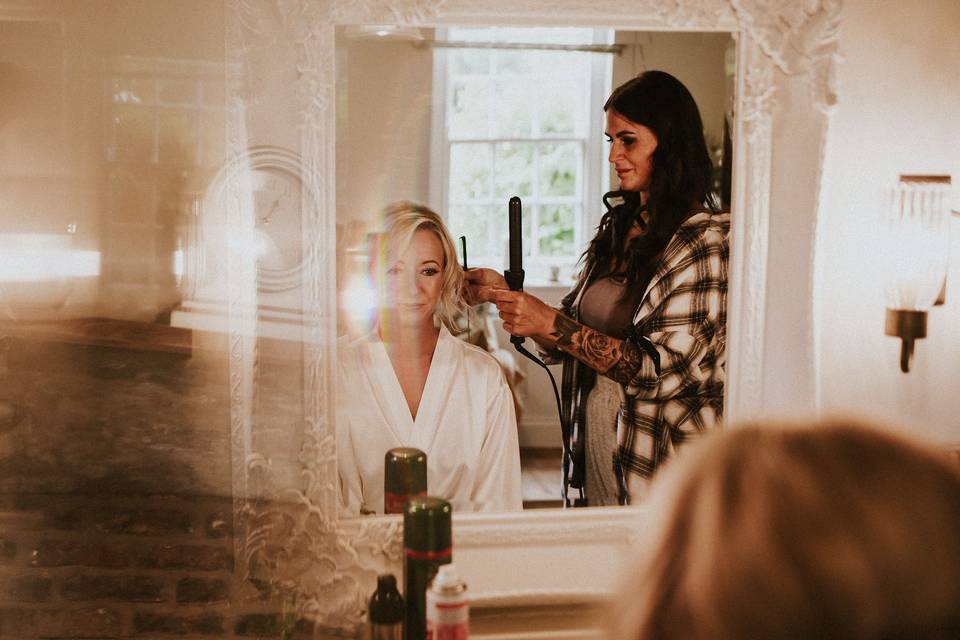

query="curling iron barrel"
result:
[504,196,525,346]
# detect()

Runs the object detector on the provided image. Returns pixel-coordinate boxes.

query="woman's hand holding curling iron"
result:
[467,267,644,384]
[463,267,556,340]
[463,268,507,305]
[488,289,558,340]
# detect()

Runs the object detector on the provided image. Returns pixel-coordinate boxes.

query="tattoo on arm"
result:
[550,314,580,347]
[548,314,646,386]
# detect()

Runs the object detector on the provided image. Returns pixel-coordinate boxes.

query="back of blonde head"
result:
[610,419,960,640]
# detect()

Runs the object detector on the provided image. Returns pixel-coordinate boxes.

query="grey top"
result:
[578,275,643,339]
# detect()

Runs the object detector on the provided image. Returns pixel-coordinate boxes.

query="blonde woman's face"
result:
[382,228,445,327]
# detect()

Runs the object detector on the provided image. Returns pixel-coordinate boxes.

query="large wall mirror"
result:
[335,26,736,514]
[0,0,837,637]
[334,25,736,515]
[234,0,836,634]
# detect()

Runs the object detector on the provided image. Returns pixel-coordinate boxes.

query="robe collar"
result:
[360,325,456,449]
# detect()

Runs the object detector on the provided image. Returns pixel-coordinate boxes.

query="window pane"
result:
[492,201,508,265]
[198,110,225,167]
[538,67,581,136]
[449,143,492,200]
[493,77,532,138]
[158,110,197,165]
[538,142,579,197]
[522,202,533,258]
[111,77,154,105]
[440,27,608,272]
[538,204,576,256]
[493,49,532,75]
[448,77,489,139]
[158,79,197,104]
[448,204,494,263]
[494,142,534,199]
[113,104,154,162]
[449,49,489,75]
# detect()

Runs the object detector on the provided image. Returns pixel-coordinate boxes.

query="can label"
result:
[384,490,427,514]
[426,595,468,640]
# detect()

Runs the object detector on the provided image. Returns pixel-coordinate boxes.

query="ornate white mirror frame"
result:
[225,0,839,635]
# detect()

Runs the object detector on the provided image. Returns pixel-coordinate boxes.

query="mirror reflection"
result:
[336,203,523,515]
[1,0,745,632]
[335,26,735,513]
[0,1,297,635]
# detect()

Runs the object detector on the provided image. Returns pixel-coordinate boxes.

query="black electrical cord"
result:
[510,338,583,507]
[460,234,575,503]
[501,194,585,507]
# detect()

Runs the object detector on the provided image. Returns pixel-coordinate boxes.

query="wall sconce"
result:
[883,176,952,373]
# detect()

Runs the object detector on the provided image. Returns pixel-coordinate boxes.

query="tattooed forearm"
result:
[550,313,581,347]
[548,314,646,385]
[606,340,646,386]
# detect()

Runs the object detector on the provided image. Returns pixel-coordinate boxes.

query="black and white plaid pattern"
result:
[618,212,729,498]
[547,211,730,503]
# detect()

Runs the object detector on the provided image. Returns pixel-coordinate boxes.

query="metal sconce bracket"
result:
[885,308,927,373]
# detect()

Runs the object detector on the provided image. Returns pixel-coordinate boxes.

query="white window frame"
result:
[429,28,613,285]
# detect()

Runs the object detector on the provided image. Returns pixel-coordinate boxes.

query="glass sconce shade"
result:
[882,183,950,310]
[882,180,952,372]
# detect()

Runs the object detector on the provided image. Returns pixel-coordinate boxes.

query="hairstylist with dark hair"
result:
[465,70,729,506]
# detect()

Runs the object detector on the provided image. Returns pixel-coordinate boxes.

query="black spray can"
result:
[385,447,427,514]
[369,573,404,640]
[403,496,452,640]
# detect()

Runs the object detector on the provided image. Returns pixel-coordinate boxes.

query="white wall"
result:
[612,31,732,156]
[816,0,960,444]
[335,34,434,225]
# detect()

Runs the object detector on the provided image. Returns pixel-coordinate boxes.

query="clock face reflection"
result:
[252,164,303,292]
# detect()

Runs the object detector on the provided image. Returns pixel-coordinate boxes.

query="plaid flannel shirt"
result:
[553,210,729,504]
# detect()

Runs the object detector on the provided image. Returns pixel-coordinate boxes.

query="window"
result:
[431,28,612,284]
[102,56,227,311]
[107,56,226,168]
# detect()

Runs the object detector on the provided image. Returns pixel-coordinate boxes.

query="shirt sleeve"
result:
[470,370,524,512]
[622,227,727,404]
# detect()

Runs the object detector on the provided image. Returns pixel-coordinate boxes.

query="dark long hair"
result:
[581,70,717,292]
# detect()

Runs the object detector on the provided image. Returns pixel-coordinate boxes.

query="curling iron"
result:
[503,197,582,507]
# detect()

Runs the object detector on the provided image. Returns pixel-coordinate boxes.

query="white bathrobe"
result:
[336,326,523,514]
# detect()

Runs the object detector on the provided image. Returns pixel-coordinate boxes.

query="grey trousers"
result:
[584,375,621,507]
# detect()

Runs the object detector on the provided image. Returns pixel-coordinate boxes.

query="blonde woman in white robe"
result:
[337,202,522,514]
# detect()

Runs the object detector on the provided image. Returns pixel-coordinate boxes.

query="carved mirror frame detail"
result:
[224,0,840,633]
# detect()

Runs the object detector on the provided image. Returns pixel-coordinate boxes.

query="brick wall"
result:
[0,495,318,639]
[0,325,315,639]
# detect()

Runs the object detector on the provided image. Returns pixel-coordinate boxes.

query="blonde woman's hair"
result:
[375,201,466,333]
[609,418,960,640]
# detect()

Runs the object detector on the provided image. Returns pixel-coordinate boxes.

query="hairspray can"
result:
[385,447,427,514]
[426,564,468,640]
[403,496,452,640]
